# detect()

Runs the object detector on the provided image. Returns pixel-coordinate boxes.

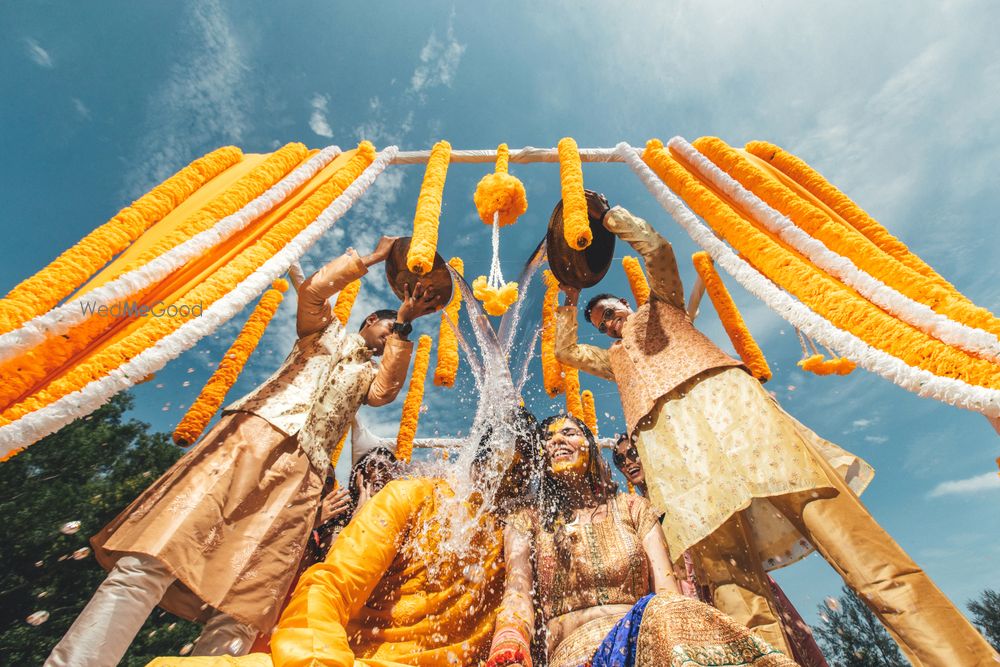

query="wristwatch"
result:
[391,321,412,337]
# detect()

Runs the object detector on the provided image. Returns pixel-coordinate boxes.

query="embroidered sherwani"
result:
[92,250,413,634]
[555,207,997,667]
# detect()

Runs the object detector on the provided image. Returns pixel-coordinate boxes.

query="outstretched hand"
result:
[397,281,440,322]
[317,486,351,526]
[363,235,399,267]
[559,283,581,307]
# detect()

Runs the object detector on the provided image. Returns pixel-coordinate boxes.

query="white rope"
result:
[488,212,505,288]
[0,146,343,363]
[0,147,398,455]
[391,146,623,165]
[669,137,1000,363]
[617,141,1000,418]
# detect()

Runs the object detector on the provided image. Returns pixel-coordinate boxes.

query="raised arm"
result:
[269,479,433,667]
[554,287,615,381]
[486,520,536,667]
[603,206,685,310]
[366,335,413,406]
[296,237,398,338]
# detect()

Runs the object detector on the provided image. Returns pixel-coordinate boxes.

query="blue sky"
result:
[2,0,998,631]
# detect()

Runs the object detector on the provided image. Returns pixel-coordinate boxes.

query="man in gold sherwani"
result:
[555,205,997,666]
[46,237,440,667]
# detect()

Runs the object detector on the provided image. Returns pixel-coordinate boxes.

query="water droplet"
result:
[72,547,91,560]
[179,643,194,656]
[825,596,840,611]
[34,561,44,568]
[37,590,48,598]
[26,611,49,626]
[59,521,81,535]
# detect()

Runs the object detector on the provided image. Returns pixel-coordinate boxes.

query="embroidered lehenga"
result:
[505,494,797,667]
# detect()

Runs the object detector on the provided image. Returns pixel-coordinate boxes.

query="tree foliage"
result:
[968,588,1000,652]
[813,586,908,667]
[0,393,200,666]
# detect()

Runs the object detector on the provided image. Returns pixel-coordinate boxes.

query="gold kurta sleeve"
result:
[269,478,434,667]
[366,335,414,406]
[603,207,685,309]
[296,249,369,338]
[554,305,615,381]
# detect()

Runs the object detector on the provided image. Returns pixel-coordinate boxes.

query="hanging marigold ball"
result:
[473,172,527,227]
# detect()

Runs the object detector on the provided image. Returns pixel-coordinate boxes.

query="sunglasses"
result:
[612,444,640,469]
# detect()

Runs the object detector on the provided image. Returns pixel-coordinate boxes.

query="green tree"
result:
[813,586,908,667]
[0,393,200,666]
[968,588,1000,651]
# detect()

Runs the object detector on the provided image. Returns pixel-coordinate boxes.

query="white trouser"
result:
[191,609,257,657]
[45,554,175,667]
[45,554,256,666]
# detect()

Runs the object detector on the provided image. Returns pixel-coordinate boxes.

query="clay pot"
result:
[384,237,453,307]
[546,189,615,289]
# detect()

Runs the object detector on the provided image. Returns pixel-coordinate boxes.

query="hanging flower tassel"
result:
[692,251,772,382]
[333,279,362,326]
[408,140,451,275]
[172,279,289,445]
[473,144,527,227]
[471,145,524,317]
[622,256,651,307]
[795,329,855,376]
[434,257,464,387]
[565,367,584,418]
[396,335,433,463]
[541,270,566,398]
[581,389,598,435]
[558,137,590,250]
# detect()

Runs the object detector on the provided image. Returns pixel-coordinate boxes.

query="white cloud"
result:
[124,0,249,196]
[25,38,53,68]
[852,418,872,429]
[409,13,466,95]
[309,94,334,138]
[864,435,889,444]
[928,472,1000,498]
[71,98,90,119]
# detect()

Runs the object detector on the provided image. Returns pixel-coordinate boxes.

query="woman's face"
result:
[613,437,644,486]
[543,418,590,477]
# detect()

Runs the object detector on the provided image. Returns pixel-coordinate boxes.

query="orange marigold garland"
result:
[692,251,771,382]
[434,257,464,387]
[642,142,1000,390]
[581,389,598,435]
[2,143,377,422]
[172,279,289,445]
[709,138,1000,338]
[0,144,309,413]
[0,146,243,335]
[622,256,650,307]
[558,137,590,250]
[565,367,583,418]
[408,140,451,275]
[333,279,362,326]
[396,335,433,463]
[541,270,566,398]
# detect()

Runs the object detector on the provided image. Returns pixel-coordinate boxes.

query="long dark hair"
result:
[537,413,617,533]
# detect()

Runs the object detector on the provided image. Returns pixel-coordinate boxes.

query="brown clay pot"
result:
[546,189,615,288]
[384,236,454,307]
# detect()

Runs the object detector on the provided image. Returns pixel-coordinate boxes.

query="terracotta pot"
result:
[545,189,615,288]
[384,237,453,307]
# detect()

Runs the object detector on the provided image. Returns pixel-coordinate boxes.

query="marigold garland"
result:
[333,280,362,326]
[2,143,377,422]
[473,144,528,227]
[0,447,23,463]
[622,256,650,307]
[330,431,349,469]
[472,277,519,317]
[558,137,590,250]
[797,354,856,376]
[396,334,433,463]
[541,270,565,398]
[0,145,309,413]
[707,138,1000,339]
[172,279,288,446]
[565,367,583,418]
[643,141,1000,390]
[434,257,464,387]
[408,140,451,275]
[0,146,243,335]
[692,251,771,382]
[581,389,598,435]
[113,144,308,279]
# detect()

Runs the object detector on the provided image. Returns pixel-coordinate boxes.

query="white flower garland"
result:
[669,137,1000,363]
[0,147,398,455]
[0,146,343,363]
[617,142,1000,418]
